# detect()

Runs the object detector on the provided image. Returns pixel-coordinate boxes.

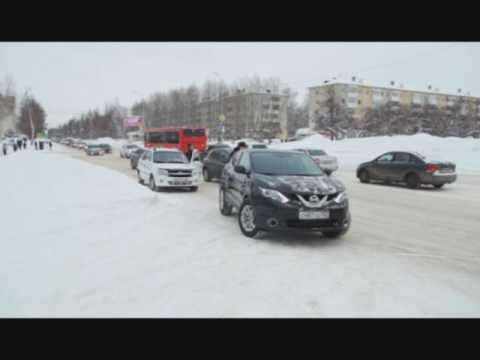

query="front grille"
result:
[168,170,192,177]
[287,193,339,202]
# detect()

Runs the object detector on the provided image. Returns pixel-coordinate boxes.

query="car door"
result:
[390,152,412,181]
[206,150,221,178]
[138,150,150,179]
[224,151,243,207]
[208,149,229,179]
[230,151,250,207]
[369,152,395,180]
[216,150,231,179]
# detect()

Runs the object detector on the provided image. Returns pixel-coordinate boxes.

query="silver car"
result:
[293,148,338,175]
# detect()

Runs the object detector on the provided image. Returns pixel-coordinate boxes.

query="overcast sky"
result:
[1,42,479,127]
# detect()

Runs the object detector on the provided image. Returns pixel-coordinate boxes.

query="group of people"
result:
[2,138,53,156]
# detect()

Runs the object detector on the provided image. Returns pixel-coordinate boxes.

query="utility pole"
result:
[26,90,35,140]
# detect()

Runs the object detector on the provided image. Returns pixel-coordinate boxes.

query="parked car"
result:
[202,147,232,181]
[293,148,338,175]
[86,144,105,156]
[120,144,139,159]
[137,148,201,192]
[98,144,112,154]
[356,151,457,189]
[130,148,146,170]
[199,143,231,162]
[219,149,351,238]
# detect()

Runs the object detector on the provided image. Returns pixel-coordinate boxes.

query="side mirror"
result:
[234,165,247,174]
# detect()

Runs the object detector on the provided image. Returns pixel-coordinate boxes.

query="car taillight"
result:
[426,164,440,173]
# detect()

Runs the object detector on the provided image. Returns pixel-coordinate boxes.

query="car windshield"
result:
[308,149,327,156]
[251,152,324,176]
[126,145,137,149]
[89,145,102,149]
[252,144,267,149]
[153,151,188,164]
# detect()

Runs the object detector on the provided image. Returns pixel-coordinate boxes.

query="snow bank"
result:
[271,133,480,175]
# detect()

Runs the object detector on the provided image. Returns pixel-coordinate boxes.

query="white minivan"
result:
[137,148,202,192]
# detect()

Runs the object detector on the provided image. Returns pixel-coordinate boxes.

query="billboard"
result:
[123,116,143,129]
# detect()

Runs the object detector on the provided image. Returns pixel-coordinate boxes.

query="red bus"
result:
[144,127,208,153]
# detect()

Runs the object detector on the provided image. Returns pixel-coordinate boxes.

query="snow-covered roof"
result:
[308,77,478,99]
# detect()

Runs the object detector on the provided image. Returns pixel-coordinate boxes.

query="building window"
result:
[271,96,280,102]
[272,105,280,110]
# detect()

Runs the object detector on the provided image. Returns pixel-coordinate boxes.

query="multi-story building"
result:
[195,91,289,140]
[307,78,480,130]
[0,95,16,137]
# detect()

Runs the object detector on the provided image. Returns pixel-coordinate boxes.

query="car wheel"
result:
[359,169,370,183]
[137,170,144,184]
[406,173,420,189]
[434,184,444,189]
[203,167,211,182]
[149,175,157,192]
[219,188,233,216]
[238,199,259,237]
[190,186,198,192]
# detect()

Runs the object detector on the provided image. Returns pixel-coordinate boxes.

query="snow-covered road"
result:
[1,147,480,317]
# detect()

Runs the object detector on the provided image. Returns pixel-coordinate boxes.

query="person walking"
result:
[49,140,52,150]
[228,141,248,161]
[34,140,38,150]
[185,144,194,161]
[23,139,27,149]
[2,142,7,156]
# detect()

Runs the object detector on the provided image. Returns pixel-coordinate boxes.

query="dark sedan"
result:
[199,143,231,162]
[98,144,112,154]
[130,148,146,170]
[202,147,232,181]
[356,151,457,189]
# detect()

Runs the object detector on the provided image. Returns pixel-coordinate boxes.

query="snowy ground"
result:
[1,141,480,317]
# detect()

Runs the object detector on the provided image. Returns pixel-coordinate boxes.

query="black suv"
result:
[219,149,351,238]
[357,151,457,189]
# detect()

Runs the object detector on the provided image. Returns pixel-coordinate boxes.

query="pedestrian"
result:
[13,143,17,152]
[23,139,27,149]
[17,139,22,150]
[34,141,38,150]
[2,142,7,156]
[185,144,194,161]
[228,141,248,161]
[49,140,52,150]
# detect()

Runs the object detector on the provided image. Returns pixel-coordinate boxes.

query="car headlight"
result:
[259,187,289,204]
[158,169,168,176]
[334,191,348,203]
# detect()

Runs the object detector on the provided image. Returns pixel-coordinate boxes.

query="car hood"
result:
[254,173,345,195]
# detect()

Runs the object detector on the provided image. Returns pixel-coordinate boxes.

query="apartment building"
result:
[0,95,16,137]
[195,91,289,140]
[308,78,480,130]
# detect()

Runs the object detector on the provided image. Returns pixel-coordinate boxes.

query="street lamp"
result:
[208,72,226,141]
[132,90,147,129]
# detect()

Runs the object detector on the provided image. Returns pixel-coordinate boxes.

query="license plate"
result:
[299,210,330,220]
[174,180,191,185]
